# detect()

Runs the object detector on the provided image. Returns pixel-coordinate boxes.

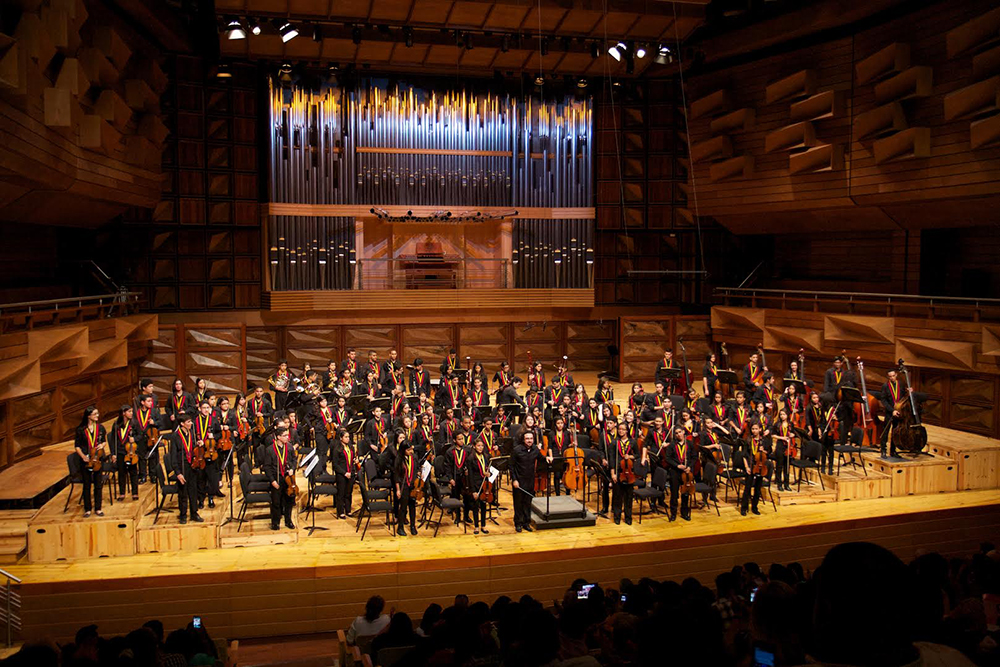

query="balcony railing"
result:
[0,569,21,647]
[715,287,1000,321]
[0,291,144,333]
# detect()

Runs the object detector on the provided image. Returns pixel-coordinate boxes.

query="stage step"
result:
[925,425,1000,490]
[771,483,838,506]
[861,450,958,496]
[802,467,893,501]
[531,496,597,530]
[0,509,38,563]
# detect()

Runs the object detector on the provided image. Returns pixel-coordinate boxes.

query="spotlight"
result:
[636,44,647,59]
[352,26,361,44]
[590,42,601,59]
[534,75,545,86]
[608,44,621,61]
[501,34,509,52]
[328,62,339,72]
[278,21,298,43]
[576,77,588,89]
[216,63,232,78]
[279,62,293,74]
[248,18,261,36]
[312,25,321,42]
[403,26,413,47]
[224,18,245,40]
[659,44,671,56]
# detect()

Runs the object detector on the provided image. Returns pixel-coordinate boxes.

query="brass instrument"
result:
[268,371,290,392]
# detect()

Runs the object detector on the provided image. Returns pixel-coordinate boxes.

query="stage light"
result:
[216,63,232,78]
[279,62,293,74]
[535,75,545,86]
[659,44,671,56]
[608,44,621,61]
[403,26,413,47]
[278,21,298,43]
[590,42,601,59]
[352,26,362,44]
[576,78,588,89]
[248,18,261,36]
[224,18,245,40]
[636,44,647,59]
[312,25,321,42]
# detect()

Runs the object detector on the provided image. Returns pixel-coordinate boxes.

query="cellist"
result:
[608,422,637,526]
[466,436,492,535]
[394,439,419,537]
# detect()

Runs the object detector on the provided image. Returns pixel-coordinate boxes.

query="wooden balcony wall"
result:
[710,305,1000,439]
[0,314,157,469]
[686,0,1000,235]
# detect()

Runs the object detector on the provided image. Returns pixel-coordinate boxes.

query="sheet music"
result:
[421,460,432,481]
[488,466,500,483]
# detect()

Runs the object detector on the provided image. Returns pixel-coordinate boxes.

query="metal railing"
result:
[715,286,1000,321]
[0,569,22,647]
[357,258,509,289]
[0,291,144,333]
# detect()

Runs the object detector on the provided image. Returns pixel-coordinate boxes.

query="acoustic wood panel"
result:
[619,315,711,382]
[263,289,595,311]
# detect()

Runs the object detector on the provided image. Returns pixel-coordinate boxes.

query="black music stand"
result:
[486,456,508,523]
[499,403,523,421]
[839,386,862,404]
[716,369,739,387]
[660,368,682,388]
[474,406,492,424]
[406,395,420,410]
[346,395,369,415]
[783,378,806,395]
[368,397,390,416]
[219,439,248,527]
[144,434,167,523]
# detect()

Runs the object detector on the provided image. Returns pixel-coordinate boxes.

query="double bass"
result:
[855,357,881,447]
[891,359,928,454]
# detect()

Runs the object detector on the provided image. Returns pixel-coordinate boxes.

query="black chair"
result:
[237,460,272,532]
[309,472,338,513]
[792,440,825,492]
[834,432,867,476]
[154,461,179,517]
[634,466,667,523]
[757,463,778,513]
[355,480,394,541]
[362,458,391,500]
[63,453,83,512]
[424,479,466,537]
[694,478,721,517]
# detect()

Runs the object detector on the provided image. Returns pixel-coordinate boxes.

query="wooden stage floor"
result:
[8,486,1000,642]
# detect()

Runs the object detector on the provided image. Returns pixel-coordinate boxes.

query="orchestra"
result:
[77,344,927,541]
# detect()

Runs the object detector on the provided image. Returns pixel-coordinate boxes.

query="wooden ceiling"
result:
[216,0,707,77]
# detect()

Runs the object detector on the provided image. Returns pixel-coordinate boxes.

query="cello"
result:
[891,359,928,454]
[562,428,586,492]
[535,433,550,493]
[855,357,880,447]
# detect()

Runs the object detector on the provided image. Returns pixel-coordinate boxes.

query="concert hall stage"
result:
[6,480,999,644]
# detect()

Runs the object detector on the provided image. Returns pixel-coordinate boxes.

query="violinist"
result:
[458,415,477,446]
[492,361,513,394]
[546,382,569,416]
[771,409,796,491]
[194,400,222,508]
[75,406,108,517]
[248,384,273,466]
[609,422,637,525]
[217,396,240,481]
[363,350,381,387]
[525,386,543,414]
[583,398,603,436]
[388,383,406,421]
[654,350,678,393]
[739,422,771,516]
[685,387,704,415]
[823,356,856,447]
[517,413,544,452]
[332,429,356,519]
[700,418,724,505]
[623,409,640,442]
[782,382,806,424]
[382,349,404,395]
[571,384,588,416]
[703,353,720,398]
[753,374,779,417]
[470,361,489,389]
[808,392,836,475]
[527,360,545,392]
[469,377,490,408]
[168,412,203,524]
[546,416,571,496]
[641,415,670,471]
[193,378,208,405]
[436,373,462,411]
[467,437,492,534]
[460,395,477,425]
[309,395,335,473]
[234,393,251,467]
[438,408,458,447]
[476,416,499,456]
[553,361,573,388]
[440,348,458,378]
[708,391,730,428]
[752,401,772,437]
[727,391,752,438]
[395,401,414,430]
[443,430,472,524]
[628,383,646,416]
[511,430,549,533]
[135,393,161,484]
[341,347,360,381]
[409,358,432,398]
[743,352,767,393]
[641,380,670,423]
[593,419,615,517]
[595,378,615,406]
[680,409,700,445]
[112,404,141,501]
[361,369,380,401]
[666,426,696,522]
[166,378,194,427]
[413,411,436,460]
[364,406,389,458]
[394,439,420,536]
[263,426,296,531]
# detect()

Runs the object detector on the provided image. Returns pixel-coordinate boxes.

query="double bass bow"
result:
[856,357,880,448]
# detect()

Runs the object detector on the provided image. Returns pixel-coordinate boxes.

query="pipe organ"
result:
[268,79,594,291]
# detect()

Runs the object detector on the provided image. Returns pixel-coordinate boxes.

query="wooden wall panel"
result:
[619,315,712,382]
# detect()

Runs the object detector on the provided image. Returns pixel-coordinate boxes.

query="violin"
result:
[204,435,219,462]
[412,471,426,502]
[325,420,336,441]
[563,429,586,492]
[618,455,637,485]
[237,415,250,440]
[191,439,207,470]
[220,428,233,452]
[284,468,299,498]
[256,414,266,435]
[124,436,139,466]
[751,444,769,476]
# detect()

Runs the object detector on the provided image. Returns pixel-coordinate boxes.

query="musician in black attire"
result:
[467,437,492,534]
[194,400,222,508]
[654,350,679,395]
[408,358,432,399]
[497,376,524,410]
[752,374,779,416]
[111,404,141,501]
[382,350,404,395]
[440,348,458,377]
[878,368,927,457]
[702,353,720,399]
[135,393,160,484]
[739,422,772,515]
[641,380,670,423]
[443,432,472,524]
[364,406,390,458]
[742,352,767,394]
[665,426,696,521]
[341,348,360,381]
[263,426,296,530]
[608,422,637,525]
[822,356,856,447]
[75,406,108,516]
[807,392,835,475]
[247,385,274,467]
[492,362,513,393]
[546,416,572,496]
[511,430,550,533]
[167,412,203,524]
[166,378,194,428]
[394,439,419,536]
[215,396,240,484]
[331,429,356,519]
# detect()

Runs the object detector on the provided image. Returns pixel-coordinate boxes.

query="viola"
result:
[618,457,637,485]
[88,434,107,472]
[412,470,426,501]
[284,468,299,498]
[325,421,336,441]
[237,417,250,440]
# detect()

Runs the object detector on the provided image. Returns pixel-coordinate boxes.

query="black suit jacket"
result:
[511,443,541,488]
